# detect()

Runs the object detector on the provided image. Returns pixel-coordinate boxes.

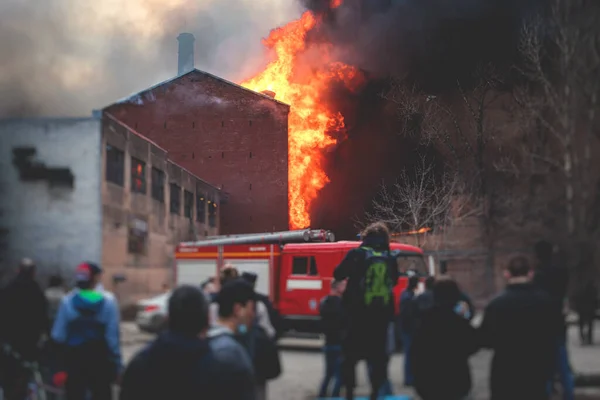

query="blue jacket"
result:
[51,289,122,370]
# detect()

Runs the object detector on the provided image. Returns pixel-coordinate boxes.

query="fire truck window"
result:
[397,255,428,277]
[292,257,308,275]
[309,256,318,276]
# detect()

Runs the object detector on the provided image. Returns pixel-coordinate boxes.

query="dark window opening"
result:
[170,183,181,215]
[192,152,195,159]
[221,121,224,127]
[164,122,167,129]
[208,198,217,227]
[130,157,146,194]
[127,217,148,255]
[292,256,318,276]
[135,122,138,129]
[249,183,252,190]
[192,121,195,128]
[249,152,252,159]
[151,167,165,202]
[105,144,124,186]
[249,120,252,126]
[196,193,206,223]
[184,190,193,218]
[221,152,224,159]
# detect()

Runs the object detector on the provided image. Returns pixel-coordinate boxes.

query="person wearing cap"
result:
[0,258,49,400]
[208,278,258,400]
[51,262,122,400]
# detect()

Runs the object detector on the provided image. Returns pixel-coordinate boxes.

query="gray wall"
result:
[0,118,102,285]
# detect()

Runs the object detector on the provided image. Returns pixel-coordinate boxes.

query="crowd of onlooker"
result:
[318,233,598,400]
[0,230,597,400]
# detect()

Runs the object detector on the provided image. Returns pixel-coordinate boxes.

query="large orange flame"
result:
[241,4,363,229]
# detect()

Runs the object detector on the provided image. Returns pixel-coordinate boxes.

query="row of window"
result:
[106,144,217,227]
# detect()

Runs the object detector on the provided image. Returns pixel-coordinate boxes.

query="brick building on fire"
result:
[103,68,290,235]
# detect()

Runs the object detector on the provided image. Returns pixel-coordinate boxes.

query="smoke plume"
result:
[0,0,302,117]
[300,0,548,237]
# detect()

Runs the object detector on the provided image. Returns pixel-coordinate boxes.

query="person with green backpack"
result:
[333,222,401,400]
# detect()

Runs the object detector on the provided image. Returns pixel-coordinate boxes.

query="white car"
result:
[135,292,170,333]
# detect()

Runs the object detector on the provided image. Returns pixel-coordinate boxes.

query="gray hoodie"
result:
[207,325,256,400]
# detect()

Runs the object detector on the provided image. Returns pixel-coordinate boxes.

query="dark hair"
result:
[18,258,36,277]
[361,222,390,244]
[48,275,63,288]
[425,276,435,290]
[168,285,209,336]
[407,275,419,290]
[534,240,553,262]
[433,276,461,308]
[507,256,531,278]
[217,278,256,318]
[220,265,239,286]
[241,272,258,287]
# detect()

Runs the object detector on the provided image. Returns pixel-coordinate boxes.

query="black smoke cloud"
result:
[0,0,302,117]
[306,0,547,237]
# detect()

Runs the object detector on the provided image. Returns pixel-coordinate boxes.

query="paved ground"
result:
[120,323,600,400]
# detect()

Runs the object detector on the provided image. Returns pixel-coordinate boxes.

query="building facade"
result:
[103,69,290,235]
[0,118,103,285]
[101,114,220,303]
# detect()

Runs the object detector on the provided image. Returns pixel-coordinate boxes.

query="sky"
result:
[0,0,303,116]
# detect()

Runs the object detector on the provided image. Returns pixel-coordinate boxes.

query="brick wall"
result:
[101,116,220,304]
[0,118,102,285]
[104,69,290,234]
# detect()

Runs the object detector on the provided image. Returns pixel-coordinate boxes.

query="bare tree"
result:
[513,0,600,281]
[364,155,474,247]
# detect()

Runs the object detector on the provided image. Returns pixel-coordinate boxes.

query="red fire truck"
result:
[174,229,433,333]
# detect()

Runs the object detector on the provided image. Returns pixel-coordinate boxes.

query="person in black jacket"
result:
[533,241,574,399]
[333,222,400,400]
[120,285,255,400]
[575,281,598,345]
[0,258,49,400]
[241,272,283,338]
[479,256,556,400]
[411,276,479,400]
[318,278,346,398]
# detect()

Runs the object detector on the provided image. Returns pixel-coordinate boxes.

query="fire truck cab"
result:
[175,229,432,333]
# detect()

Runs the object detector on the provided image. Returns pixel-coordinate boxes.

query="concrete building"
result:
[0,118,103,285]
[101,114,220,302]
[103,68,290,235]
[0,116,221,305]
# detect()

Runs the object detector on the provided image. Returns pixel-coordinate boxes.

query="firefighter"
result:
[333,222,400,400]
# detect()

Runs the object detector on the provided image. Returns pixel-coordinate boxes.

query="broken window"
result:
[208,197,218,227]
[184,190,193,218]
[291,256,318,276]
[105,145,124,186]
[128,216,148,255]
[170,183,181,215]
[131,157,146,194]
[151,167,165,202]
[196,192,206,223]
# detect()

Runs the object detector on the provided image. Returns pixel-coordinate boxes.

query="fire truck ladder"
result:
[180,228,336,247]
